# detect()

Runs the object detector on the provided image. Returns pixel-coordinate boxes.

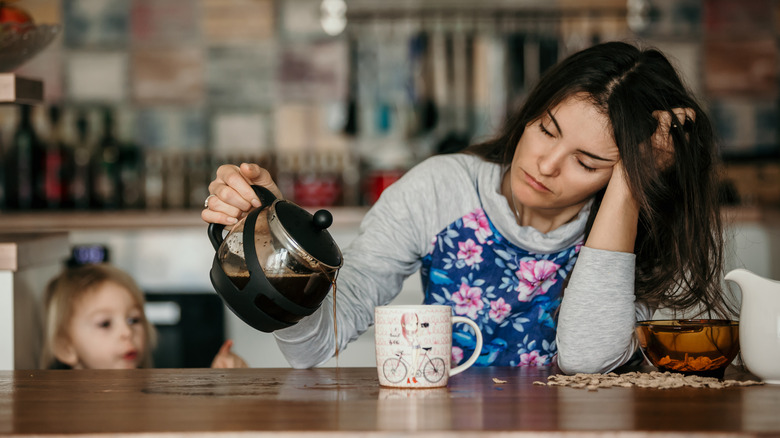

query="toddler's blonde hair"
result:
[40,263,157,369]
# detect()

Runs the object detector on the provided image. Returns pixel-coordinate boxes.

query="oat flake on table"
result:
[533,371,764,391]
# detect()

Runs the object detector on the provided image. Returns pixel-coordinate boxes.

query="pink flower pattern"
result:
[515,259,560,302]
[519,350,549,366]
[428,236,438,254]
[457,239,483,266]
[488,298,511,323]
[463,209,492,243]
[452,282,484,319]
[451,347,464,365]
[421,207,584,367]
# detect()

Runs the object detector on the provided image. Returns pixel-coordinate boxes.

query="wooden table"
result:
[1,366,778,437]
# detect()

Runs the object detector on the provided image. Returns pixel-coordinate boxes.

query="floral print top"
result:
[420,207,583,367]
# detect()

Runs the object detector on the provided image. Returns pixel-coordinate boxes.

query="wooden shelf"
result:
[0,207,370,233]
[0,73,43,105]
[0,206,773,234]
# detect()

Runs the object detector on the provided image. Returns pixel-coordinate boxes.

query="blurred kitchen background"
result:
[1,0,779,369]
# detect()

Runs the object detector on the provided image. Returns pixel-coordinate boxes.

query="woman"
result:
[202,41,732,373]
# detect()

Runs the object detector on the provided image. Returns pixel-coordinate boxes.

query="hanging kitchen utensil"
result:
[436,29,472,154]
[343,34,359,136]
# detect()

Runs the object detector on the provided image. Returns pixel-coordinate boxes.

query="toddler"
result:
[41,263,246,369]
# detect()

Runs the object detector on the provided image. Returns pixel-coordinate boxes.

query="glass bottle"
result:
[144,150,164,210]
[117,110,144,209]
[71,110,92,210]
[90,107,121,209]
[43,105,73,209]
[5,104,45,210]
[163,152,186,210]
[187,150,210,209]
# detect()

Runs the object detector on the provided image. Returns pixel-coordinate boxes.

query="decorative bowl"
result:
[0,23,61,72]
[635,319,740,378]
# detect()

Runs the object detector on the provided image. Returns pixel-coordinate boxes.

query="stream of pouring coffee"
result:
[333,277,338,368]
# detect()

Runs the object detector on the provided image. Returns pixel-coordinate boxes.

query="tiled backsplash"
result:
[5,0,780,208]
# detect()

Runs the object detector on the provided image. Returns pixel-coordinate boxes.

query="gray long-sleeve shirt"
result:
[273,153,653,373]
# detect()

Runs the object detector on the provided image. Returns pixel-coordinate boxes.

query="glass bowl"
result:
[0,23,61,72]
[635,319,740,378]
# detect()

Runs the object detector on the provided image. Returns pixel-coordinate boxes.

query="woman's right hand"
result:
[201,163,283,225]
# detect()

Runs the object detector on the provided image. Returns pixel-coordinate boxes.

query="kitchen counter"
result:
[1,366,778,437]
[0,232,69,370]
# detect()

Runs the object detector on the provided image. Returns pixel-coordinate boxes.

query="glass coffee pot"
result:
[208,185,342,332]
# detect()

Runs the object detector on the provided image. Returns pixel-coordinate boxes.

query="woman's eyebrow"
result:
[547,110,562,134]
[548,109,616,163]
[577,149,614,162]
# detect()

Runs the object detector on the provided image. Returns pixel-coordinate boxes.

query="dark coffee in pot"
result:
[226,271,250,290]
[251,273,333,324]
[266,272,332,308]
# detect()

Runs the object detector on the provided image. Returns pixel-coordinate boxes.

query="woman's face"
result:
[510,94,619,219]
[59,281,147,369]
[402,313,418,335]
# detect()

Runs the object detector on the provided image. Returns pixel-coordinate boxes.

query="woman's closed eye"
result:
[577,160,597,172]
[539,122,555,138]
[575,149,615,172]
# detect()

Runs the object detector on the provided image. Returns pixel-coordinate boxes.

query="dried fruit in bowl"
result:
[635,319,739,378]
[656,354,730,372]
[0,1,33,23]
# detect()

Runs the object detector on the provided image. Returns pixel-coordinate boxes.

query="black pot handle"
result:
[251,184,279,207]
[208,222,225,251]
[207,185,278,251]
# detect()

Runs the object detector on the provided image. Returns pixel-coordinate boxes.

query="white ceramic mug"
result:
[374,305,483,388]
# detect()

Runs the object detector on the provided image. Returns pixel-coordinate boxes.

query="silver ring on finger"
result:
[204,194,217,208]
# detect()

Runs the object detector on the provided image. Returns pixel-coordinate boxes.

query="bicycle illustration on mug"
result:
[382,346,446,384]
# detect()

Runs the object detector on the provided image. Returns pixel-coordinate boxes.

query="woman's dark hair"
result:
[467,41,732,318]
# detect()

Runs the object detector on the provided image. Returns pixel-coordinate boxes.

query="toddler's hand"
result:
[211,339,248,369]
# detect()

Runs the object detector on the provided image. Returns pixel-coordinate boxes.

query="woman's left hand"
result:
[211,339,249,369]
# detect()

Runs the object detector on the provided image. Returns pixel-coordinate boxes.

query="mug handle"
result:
[449,316,483,377]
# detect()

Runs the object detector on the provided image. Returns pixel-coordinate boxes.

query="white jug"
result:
[724,268,780,384]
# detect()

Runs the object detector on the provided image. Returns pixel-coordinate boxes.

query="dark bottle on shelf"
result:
[118,125,145,210]
[90,107,121,209]
[119,141,144,209]
[144,150,164,210]
[71,110,92,210]
[5,104,45,210]
[186,151,210,209]
[163,152,186,210]
[43,105,74,209]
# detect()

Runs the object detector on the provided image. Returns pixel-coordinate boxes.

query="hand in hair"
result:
[651,107,695,170]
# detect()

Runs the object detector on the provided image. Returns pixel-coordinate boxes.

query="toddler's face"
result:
[63,281,147,369]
